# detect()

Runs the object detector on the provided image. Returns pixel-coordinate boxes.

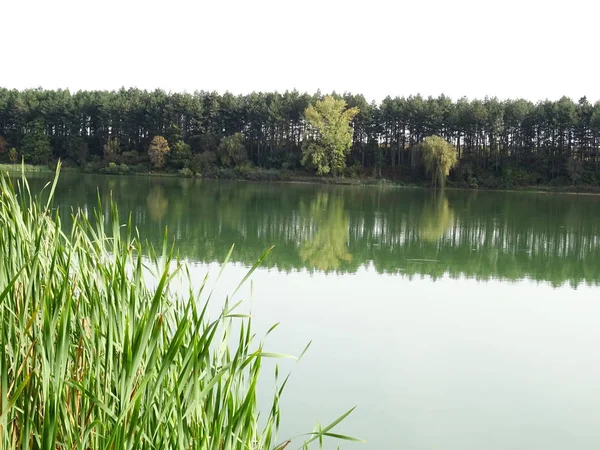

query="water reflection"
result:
[146,185,169,222]
[24,173,600,287]
[419,193,455,242]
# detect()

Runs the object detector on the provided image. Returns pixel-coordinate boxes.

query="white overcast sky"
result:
[2,0,598,103]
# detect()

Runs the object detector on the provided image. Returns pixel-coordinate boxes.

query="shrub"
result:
[179,167,194,177]
[101,162,130,175]
[120,150,141,165]
[190,151,217,175]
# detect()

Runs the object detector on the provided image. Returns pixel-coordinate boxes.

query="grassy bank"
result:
[0,165,358,449]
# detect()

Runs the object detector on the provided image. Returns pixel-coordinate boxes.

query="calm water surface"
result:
[27,173,600,449]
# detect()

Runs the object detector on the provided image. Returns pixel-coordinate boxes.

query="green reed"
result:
[0,164,360,449]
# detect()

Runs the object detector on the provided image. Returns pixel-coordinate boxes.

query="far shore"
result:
[2,162,600,196]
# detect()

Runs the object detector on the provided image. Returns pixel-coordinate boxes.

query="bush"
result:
[120,150,141,165]
[501,167,540,187]
[101,162,130,175]
[344,162,362,178]
[190,151,217,175]
[170,141,192,169]
[179,167,194,177]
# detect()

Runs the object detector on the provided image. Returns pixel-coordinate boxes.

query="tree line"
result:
[1,87,600,187]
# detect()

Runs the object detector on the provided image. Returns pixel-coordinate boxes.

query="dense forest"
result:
[2,88,600,188]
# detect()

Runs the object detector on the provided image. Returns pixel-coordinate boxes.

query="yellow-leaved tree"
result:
[302,96,359,176]
[148,136,170,169]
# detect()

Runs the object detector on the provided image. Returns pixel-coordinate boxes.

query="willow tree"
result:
[421,135,458,187]
[302,96,359,175]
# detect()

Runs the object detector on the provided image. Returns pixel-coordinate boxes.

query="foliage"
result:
[179,167,194,177]
[420,135,458,187]
[1,88,600,186]
[66,136,89,165]
[190,151,217,175]
[120,150,142,165]
[0,167,360,449]
[22,120,51,165]
[148,135,171,169]
[170,140,192,169]
[103,137,120,162]
[101,162,131,175]
[217,133,247,167]
[8,148,18,163]
[302,96,359,176]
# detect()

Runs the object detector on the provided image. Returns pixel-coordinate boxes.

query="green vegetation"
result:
[2,88,600,189]
[0,167,359,449]
[421,135,458,188]
[301,96,359,176]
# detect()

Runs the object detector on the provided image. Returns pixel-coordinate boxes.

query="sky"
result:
[2,0,599,103]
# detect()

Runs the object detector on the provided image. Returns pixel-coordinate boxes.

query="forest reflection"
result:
[32,174,600,288]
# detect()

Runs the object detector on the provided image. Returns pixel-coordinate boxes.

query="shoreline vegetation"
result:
[0,165,359,449]
[2,162,600,195]
[1,88,600,192]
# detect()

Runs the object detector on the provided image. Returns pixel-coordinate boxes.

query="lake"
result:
[25,173,600,450]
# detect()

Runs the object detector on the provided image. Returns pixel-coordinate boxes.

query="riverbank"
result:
[2,162,600,194]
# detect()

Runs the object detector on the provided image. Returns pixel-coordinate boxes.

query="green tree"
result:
[302,96,359,175]
[421,135,458,187]
[66,136,89,166]
[170,140,192,169]
[22,121,51,165]
[148,136,170,169]
[190,151,217,175]
[103,137,120,163]
[217,133,247,167]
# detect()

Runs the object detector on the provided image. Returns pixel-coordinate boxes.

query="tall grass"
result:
[0,165,359,449]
